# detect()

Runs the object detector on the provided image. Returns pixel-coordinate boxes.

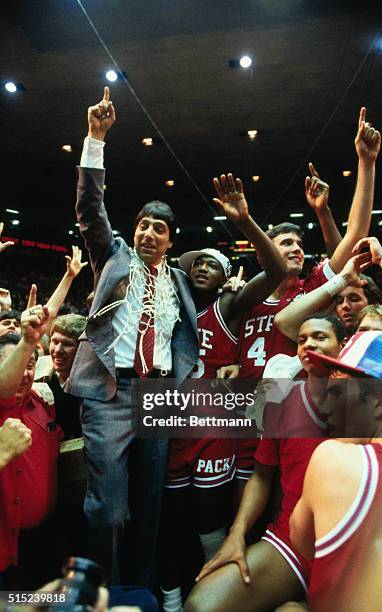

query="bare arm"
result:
[328,108,381,273]
[0,305,50,398]
[305,163,342,258]
[45,246,88,332]
[196,461,275,583]
[274,251,372,341]
[213,174,288,318]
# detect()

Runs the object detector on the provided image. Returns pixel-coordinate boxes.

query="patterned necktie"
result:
[134,266,157,377]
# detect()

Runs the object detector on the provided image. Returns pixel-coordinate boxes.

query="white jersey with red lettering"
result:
[191,296,238,378]
[238,261,334,379]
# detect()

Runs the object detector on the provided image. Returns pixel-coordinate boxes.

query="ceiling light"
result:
[68,230,74,235]
[62,145,72,153]
[342,221,348,227]
[342,170,352,177]
[5,208,19,214]
[251,175,260,182]
[112,230,119,235]
[4,82,17,93]
[176,228,180,234]
[214,216,227,221]
[142,138,153,146]
[206,226,213,233]
[247,130,258,140]
[165,180,175,187]
[371,210,382,214]
[307,222,314,229]
[239,56,252,69]
[75,223,80,227]
[290,213,304,218]
[103,185,107,190]
[267,224,273,230]
[11,219,19,226]
[105,70,118,82]
[379,220,382,226]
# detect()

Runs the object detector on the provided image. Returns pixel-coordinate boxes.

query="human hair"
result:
[134,201,176,240]
[358,304,382,323]
[301,312,346,342]
[51,314,87,341]
[265,222,304,241]
[0,309,21,323]
[0,332,38,362]
[360,275,382,305]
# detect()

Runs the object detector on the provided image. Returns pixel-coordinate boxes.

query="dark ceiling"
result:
[2,0,382,265]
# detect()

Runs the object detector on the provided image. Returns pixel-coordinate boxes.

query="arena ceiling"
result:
[2,0,382,262]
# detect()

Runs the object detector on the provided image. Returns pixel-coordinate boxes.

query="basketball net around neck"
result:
[92,248,180,372]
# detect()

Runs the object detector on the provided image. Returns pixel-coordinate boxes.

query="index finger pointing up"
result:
[237,265,244,282]
[103,86,110,102]
[358,106,366,127]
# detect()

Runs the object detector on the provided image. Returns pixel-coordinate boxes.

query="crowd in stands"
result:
[0,93,382,612]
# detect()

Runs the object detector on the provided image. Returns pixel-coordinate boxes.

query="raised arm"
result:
[213,174,288,317]
[305,162,342,257]
[275,251,372,341]
[0,304,50,398]
[328,107,381,273]
[46,246,87,321]
[76,87,116,275]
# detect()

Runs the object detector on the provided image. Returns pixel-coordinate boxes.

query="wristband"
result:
[323,274,347,297]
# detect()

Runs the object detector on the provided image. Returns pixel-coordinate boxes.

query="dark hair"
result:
[134,201,176,240]
[301,312,346,342]
[360,275,382,305]
[0,309,21,323]
[265,222,304,241]
[0,332,38,362]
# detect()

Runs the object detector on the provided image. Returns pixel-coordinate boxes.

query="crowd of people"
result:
[0,88,382,612]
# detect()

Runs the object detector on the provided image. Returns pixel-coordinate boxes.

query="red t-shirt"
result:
[255,438,325,541]
[0,391,63,571]
[238,262,334,379]
[263,380,329,438]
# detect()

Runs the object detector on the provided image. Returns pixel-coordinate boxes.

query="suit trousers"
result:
[81,374,168,587]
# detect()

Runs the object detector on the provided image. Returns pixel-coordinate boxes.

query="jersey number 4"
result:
[247,337,266,366]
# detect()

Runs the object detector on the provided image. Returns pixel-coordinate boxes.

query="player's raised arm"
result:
[213,174,288,316]
[305,162,342,257]
[328,107,381,274]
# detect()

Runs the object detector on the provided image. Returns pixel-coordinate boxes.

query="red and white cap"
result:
[307,331,382,380]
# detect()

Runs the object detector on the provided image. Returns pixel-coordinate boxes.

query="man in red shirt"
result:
[0,332,63,588]
[291,331,382,611]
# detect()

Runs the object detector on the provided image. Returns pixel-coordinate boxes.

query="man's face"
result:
[326,372,382,438]
[134,216,172,265]
[0,318,21,337]
[357,314,382,332]
[271,232,304,276]
[189,255,225,292]
[0,343,35,403]
[49,331,79,381]
[297,318,341,375]
[335,287,369,332]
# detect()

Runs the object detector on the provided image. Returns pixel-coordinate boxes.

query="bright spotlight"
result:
[106,70,118,82]
[5,82,17,93]
[239,56,252,69]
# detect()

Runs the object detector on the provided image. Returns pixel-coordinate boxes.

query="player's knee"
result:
[184,585,220,612]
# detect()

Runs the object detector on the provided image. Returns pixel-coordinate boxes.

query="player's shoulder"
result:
[308,440,362,482]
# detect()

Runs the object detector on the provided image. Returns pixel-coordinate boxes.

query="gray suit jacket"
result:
[67,167,199,401]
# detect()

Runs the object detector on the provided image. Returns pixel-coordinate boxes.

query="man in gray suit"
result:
[67,87,199,587]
